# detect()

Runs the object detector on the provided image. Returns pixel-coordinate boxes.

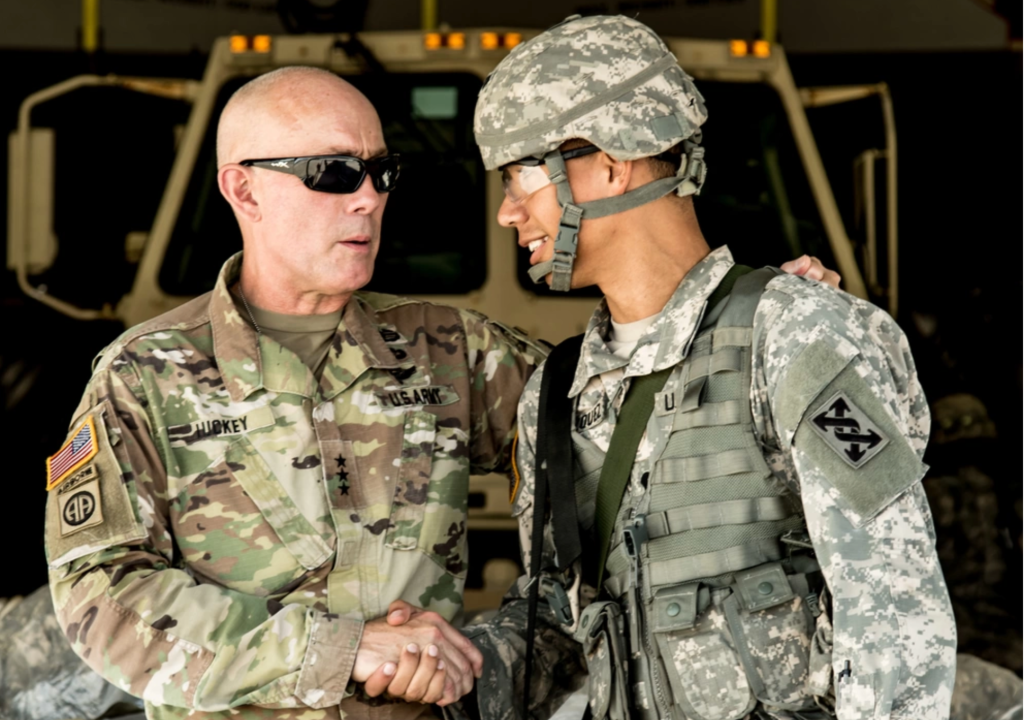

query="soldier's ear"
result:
[218,164,262,223]
[597,152,632,196]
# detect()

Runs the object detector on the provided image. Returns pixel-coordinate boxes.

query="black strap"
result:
[524,333,584,718]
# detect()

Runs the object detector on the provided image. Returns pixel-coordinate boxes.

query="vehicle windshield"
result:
[516,80,834,296]
[160,72,485,296]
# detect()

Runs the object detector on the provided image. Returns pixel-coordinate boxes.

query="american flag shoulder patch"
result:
[47,416,99,492]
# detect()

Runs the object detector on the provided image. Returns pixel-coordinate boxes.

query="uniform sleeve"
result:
[463,367,588,720]
[44,359,362,712]
[755,278,957,720]
[459,310,546,476]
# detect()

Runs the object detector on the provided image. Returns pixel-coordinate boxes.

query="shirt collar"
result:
[209,252,406,403]
[568,246,737,398]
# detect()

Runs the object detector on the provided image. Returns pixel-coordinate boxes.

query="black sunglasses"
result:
[240,154,401,194]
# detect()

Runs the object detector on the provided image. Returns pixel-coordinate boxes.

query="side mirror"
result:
[7,128,57,275]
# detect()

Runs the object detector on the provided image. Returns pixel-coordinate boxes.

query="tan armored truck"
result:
[7,28,898,610]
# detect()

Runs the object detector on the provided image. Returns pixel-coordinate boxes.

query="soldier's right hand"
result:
[353,600,483,704]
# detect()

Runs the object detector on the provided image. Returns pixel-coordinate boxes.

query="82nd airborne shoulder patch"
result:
[809,392,890,469]
[46,417,98,492]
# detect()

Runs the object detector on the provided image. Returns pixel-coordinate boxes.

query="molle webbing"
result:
[604,267,810,595]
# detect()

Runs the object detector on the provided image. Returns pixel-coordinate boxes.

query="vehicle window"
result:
[516,81,834,295]
[160,72,485,296]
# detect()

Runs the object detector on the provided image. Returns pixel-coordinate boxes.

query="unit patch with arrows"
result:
[808,391,890,469]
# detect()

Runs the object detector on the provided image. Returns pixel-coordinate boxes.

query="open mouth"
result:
[527,236,550,264]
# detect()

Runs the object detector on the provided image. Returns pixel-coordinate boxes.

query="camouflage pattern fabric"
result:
[950,655,1022,720]
[43,252,544,719]
[468,247,957,720]
[474,15,707,171]
[923,395,1021,675]
[0,586,142,720]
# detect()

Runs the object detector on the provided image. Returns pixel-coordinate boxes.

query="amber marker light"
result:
[504,32,523,49]
[424,32,443,50]
[448,32,466,50]
[729,39,749,58]
[230,35,249,53]
[253,35,272,53]
[481,32,500,50]
[752,40,771,58]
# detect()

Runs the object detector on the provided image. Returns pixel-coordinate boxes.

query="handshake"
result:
[352,600,484,707]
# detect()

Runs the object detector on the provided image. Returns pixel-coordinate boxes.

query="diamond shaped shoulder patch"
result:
[808,392,890,469]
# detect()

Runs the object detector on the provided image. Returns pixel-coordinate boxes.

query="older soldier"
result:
[42,67,542,719]
[458,15,958,720]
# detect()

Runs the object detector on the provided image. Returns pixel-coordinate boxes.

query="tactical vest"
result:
[564,270,834,720]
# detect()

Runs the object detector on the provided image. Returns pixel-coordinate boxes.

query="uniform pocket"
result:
[652,586,756,720]
[575,602,630,720]
[721,564,817,712]
[174,436,334,595]
[385,411,468,577]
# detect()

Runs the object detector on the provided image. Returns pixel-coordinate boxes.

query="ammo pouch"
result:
[575,602,631,720]
[649,562,830,720]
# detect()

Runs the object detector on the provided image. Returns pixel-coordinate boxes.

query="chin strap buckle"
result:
[548,203,583,293]
[676,144,708,197]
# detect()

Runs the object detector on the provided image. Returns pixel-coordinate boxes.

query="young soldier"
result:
[461,15,957,720]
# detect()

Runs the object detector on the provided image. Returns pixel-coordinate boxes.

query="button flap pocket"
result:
[735,562,795,613]
[224,437,333,571]
[651,583,701,633]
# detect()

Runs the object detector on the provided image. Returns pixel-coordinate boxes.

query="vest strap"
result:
[672,400,743,431]
[646,538,784,588]
[590,367,674,588]
[645,497,792,538]
[655,447,760,480]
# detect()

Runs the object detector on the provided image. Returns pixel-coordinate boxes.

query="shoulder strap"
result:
[715,266,780,328]
[590,366,673,589]
[524,333,584,717]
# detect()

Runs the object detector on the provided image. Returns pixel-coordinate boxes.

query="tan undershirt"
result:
[236,294,342,380]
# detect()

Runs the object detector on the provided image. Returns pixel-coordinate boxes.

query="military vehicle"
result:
[7,26,898,609]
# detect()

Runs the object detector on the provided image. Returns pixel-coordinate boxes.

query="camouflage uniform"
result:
[43,253,544,720]
[467,247,958,720]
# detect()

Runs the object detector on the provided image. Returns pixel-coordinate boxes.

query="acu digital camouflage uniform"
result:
[465,16,956,720]
[468,248,957,720]
[43,252,544,720]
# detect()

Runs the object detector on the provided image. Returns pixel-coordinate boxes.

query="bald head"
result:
[216,67,381,167]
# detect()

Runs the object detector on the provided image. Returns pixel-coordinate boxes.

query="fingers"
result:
[428,615,484,679]
[403,644,442,702]
[781,255,842,289]
[387,600,417,627]
[362,661,397,698]
[384,644,422,699]
[780,255,812,276]
[822,268,842,289]
[423,662,449,706]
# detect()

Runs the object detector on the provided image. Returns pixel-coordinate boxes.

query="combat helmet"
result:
[474,14,709,291]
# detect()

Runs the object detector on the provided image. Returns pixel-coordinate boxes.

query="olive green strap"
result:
[592,367,673,588]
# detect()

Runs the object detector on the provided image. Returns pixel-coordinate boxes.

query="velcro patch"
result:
[575,401,606,432]
[58,468,104,538]
[46,417,98,492]
[376,385,459,410]
[167,405,275,447]
[809,392,890,469]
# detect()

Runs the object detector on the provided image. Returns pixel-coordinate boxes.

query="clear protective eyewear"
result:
[500,145,601,204]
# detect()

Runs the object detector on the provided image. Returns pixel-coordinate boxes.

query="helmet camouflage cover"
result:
[474,14,709,172]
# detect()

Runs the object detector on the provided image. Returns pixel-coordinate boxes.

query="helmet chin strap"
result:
[527,144,708,292]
